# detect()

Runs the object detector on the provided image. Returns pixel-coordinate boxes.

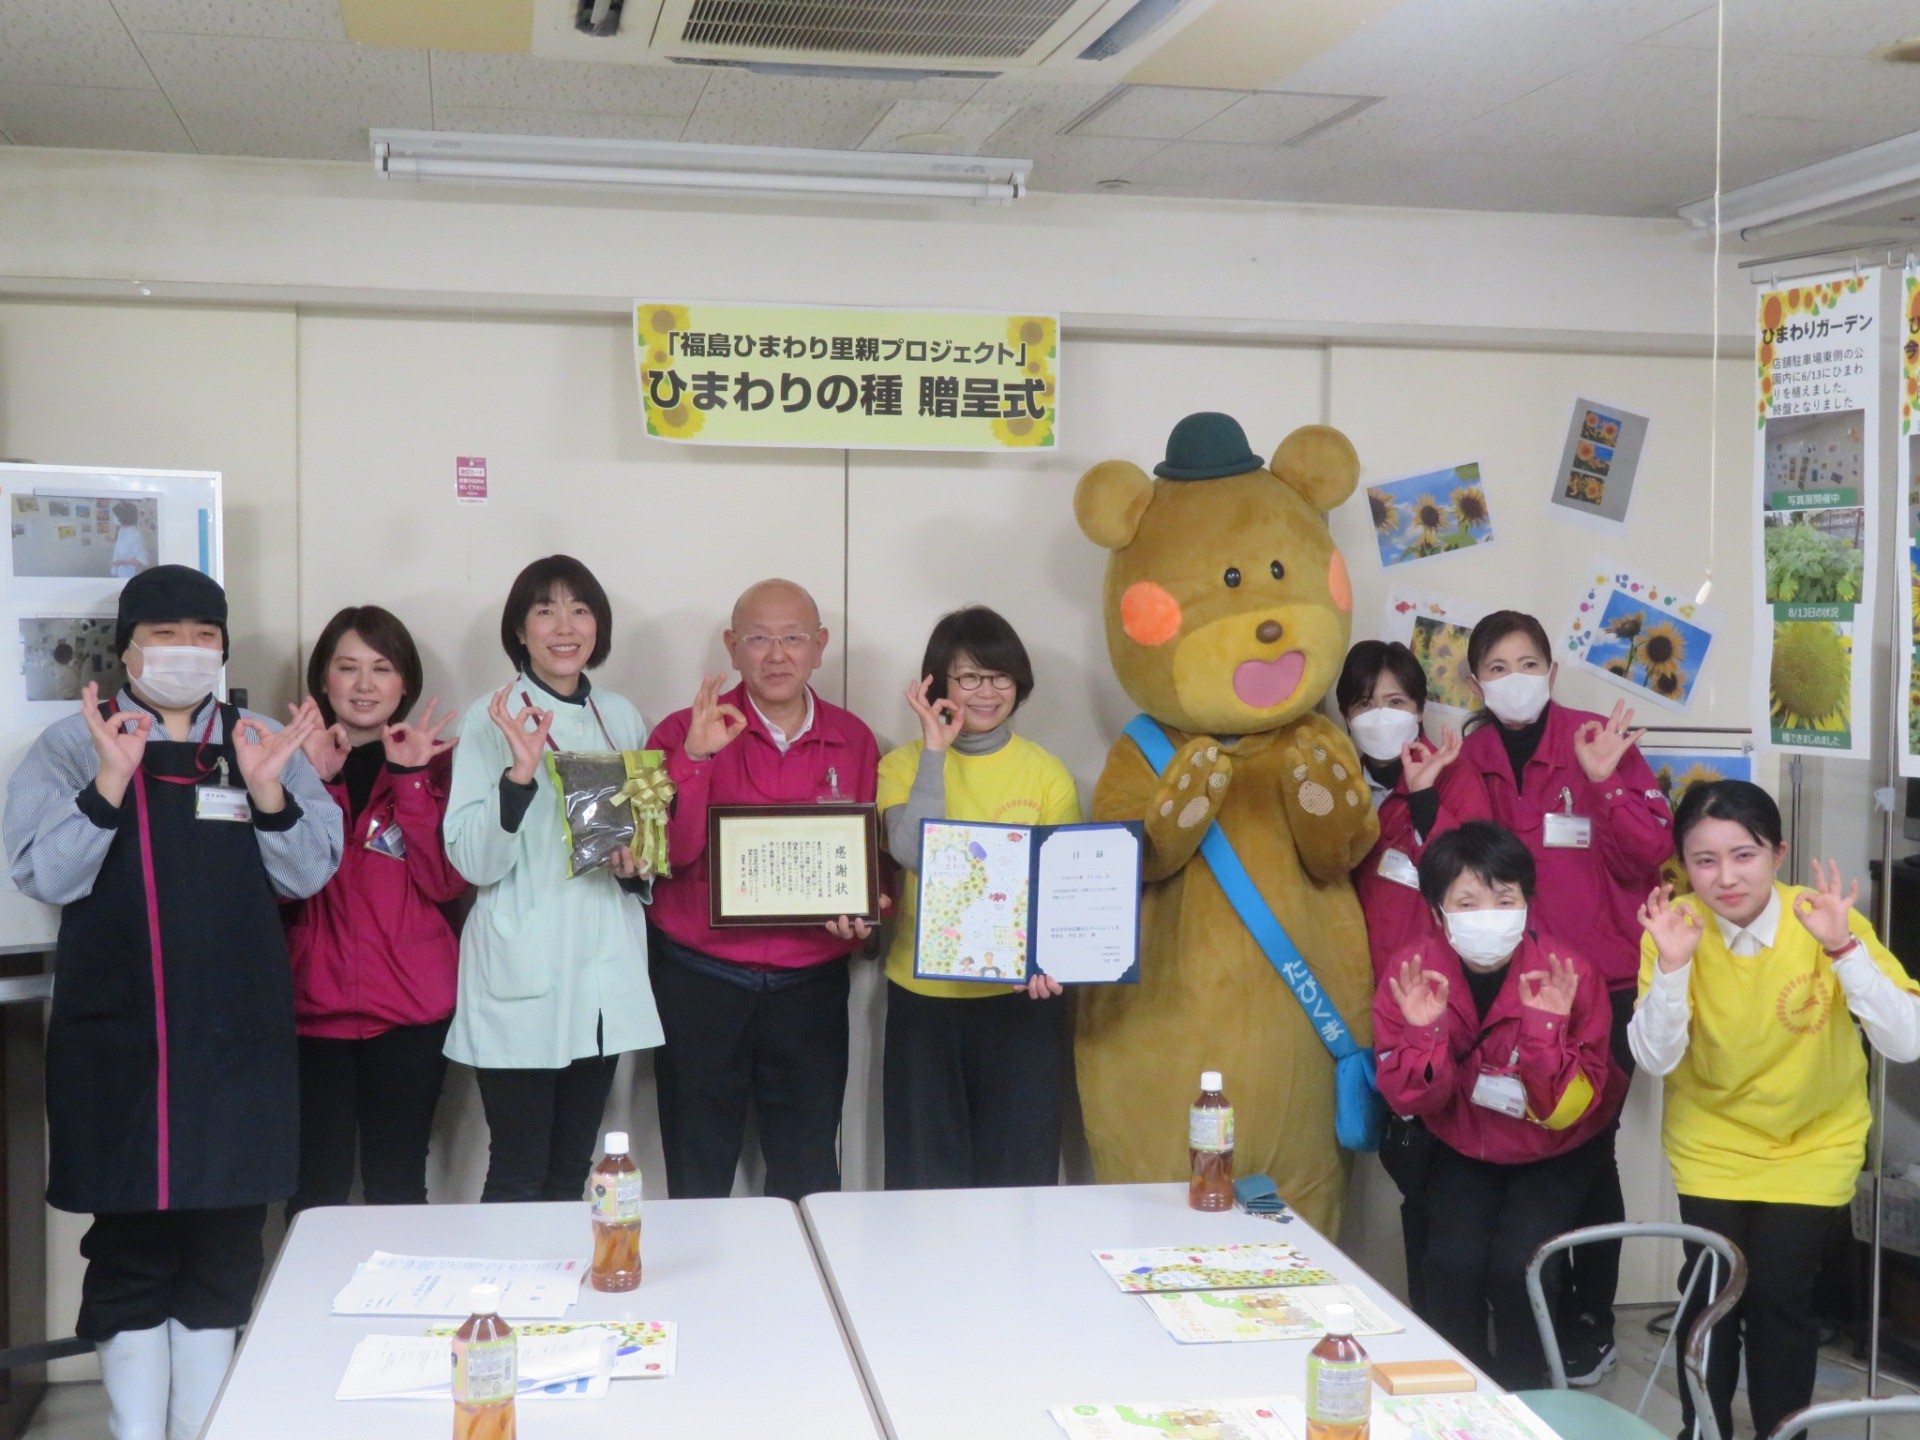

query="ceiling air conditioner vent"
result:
[679,0,1078,60]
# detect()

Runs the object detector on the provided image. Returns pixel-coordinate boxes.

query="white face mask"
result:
[132,643,223,710]
[1348,706,1422,763]
[1444,907,1528,971]
[1479,672,1550,726]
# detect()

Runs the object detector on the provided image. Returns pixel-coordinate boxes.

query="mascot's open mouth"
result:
[1232,651,1306,710]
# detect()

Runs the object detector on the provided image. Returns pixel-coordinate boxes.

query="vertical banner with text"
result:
[634,302,1058,450]
[1754,271,1880,756]
[1901,263,1920,776]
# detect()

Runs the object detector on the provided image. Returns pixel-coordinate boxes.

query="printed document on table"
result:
[331,1252,587,1318]
[1050,1395,1303,1440]
[336,1329,614,1401]
[1143,1284,1404,1343]
[1373,1394,1562,1440]
[1092,1243,1335,1293]
[428,1319,676,1378]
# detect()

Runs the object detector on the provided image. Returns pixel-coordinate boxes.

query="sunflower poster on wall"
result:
[1561,568,1720,713]
[1548,396,1650,533]
[1752,270,1881,756]
[1901,262,1920,778]
[1365,463,1495,568]
[1383,589,1487,724]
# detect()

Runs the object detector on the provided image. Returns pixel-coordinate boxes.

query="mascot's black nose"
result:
[1256,620,1283,645]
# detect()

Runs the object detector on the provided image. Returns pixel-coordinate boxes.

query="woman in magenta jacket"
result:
[283,605,465,1210]
[1375,821,1621,1389]
[1456,609,1672,1383]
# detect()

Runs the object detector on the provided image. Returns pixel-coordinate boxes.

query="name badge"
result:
[196,785,252,823]
[366,817,407,859]
[1543,812,1592,849]
[1470,1071,1528,1118]
[1377,847,1421,889]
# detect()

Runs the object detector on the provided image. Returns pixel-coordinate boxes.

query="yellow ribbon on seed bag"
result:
[612,755,675,879]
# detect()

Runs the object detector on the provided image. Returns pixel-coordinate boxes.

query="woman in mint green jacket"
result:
[444,555,662,1201]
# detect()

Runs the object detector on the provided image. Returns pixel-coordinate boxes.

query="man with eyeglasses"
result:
[646,578,880,1200]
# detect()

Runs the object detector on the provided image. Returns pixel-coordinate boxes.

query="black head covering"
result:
[116,565,228,659]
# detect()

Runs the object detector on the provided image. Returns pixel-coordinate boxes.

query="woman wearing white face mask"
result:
[1456,609,1671,1384]
[1374,821,1621,1390]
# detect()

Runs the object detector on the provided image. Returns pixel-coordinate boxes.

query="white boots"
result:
[165,1320,236,1440]
[95,1321,238,1440]
[95,1324,169,1440]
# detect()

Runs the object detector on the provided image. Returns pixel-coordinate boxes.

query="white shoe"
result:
[164,1321,236,1440]
[95,1323,170,1440]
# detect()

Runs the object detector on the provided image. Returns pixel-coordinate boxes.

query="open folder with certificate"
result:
[913,820,1143,985]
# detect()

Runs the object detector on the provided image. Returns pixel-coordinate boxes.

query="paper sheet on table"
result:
[331,1252,587,1317]
[1050,1395,1303,1440]
[1373,1393,1561,1440]
[1141,1284,1404,1343]
[1092,1243,1335,1293]
[428,1318,676,1378]
[335,1329,613,1401]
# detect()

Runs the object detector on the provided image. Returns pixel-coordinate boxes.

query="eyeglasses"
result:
[948,671,1015,692]
[738,633,817,655]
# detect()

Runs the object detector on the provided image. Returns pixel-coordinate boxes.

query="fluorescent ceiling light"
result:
[370,130,1030,204]
[1678,126,1920,240]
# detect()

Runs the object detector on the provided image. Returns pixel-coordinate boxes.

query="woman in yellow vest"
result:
[1631,779,1920,1440]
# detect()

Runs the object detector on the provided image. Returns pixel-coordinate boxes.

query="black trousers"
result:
[1675,1194,1840,1440]
[474,1036,618,1204]
[882,981,1066,1190]
[1379,1114,1437,1318]
[1561,987,1636,1337]
[1422,1135,1604,1391]
[649,929,850,1202]
[290,1017,450,1212]
[76,1205,268,1341]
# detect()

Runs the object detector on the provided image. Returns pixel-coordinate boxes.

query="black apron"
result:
[45,701,298,1214]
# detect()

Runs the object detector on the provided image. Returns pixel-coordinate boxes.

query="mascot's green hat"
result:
[1152,411,1263,482]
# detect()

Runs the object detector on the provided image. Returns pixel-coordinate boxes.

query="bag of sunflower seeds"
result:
[546,749,675,879]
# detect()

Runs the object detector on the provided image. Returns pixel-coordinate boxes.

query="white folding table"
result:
[801,1181,1491,1440]
[206,1196,882,1439]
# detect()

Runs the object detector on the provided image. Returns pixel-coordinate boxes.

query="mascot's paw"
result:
[1279,714,1367,829]
[1151,736,1234,836]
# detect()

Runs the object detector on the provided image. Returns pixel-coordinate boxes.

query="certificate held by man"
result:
[706,802,881,927]
[913,820,1142,985]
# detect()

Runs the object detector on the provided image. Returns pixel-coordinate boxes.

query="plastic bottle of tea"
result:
[1305,1302,1371,1440]
[589,1129,643,1292]
[452,1283,516,1440]
[1188,1071,1234,1212]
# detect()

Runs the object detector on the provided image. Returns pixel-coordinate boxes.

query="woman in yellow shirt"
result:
[1631,780,1920,1440]
[877,606,1081,1189]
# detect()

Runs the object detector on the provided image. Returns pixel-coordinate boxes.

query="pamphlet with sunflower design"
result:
[1092,1243,1334,1293]
[1561,569,1719,713]
[1049,1397,1303,1440]
[1753,270,1881,757]
[633,302,1057,450]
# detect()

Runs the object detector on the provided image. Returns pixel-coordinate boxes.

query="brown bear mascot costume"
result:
[1075,412,1378,1233]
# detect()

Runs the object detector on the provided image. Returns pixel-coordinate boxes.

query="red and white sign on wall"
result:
[455,456,488,504]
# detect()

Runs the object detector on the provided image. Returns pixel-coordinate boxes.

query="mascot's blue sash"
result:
[1124,715,1385,1154]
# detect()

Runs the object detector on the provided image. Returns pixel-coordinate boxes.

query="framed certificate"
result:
[707,803,881,928]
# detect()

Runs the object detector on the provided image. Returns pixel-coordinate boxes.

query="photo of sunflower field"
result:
[1583,589,1712,708]
[1408,615,1481,712]
[1367,463,1494,568]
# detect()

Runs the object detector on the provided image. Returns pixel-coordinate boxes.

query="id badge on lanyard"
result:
[1377,847,1421,889]
[1542,785,1592,849]
[365,813,407,859]
[1470,1047,1528,1118]
[196,757,251,823]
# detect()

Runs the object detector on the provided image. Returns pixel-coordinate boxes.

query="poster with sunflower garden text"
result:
[1900,262,1920,777]
[1754,270,1880,756]
[634,302,1058,450]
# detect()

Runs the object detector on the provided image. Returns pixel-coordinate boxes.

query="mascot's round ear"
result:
[1269,425,1361,514]
[1075,460,1154,551]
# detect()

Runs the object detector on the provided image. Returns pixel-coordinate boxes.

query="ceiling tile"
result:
[136,33,431,160]
[1116,139,1329,196]
[1184,91,1365,146]
[1067,86,1242,142]
[1425,45,1717,161]
[431,106,689,142]
[0,81,193,150]
[110,0,347,40]
[0,0,156,89]
[428,51,711,117]
[1009,135,1170,194]
[679,70,953,149]
[1643,2,1917,59]
[857,98,963,151]
[1720,49,1920,127]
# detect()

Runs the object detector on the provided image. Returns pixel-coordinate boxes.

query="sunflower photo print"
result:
[1367,463,1494,568]
[1584,587,1713,708]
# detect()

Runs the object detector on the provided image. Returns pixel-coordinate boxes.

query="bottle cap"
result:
[604,1131,629,1154]
[1200,1070,1223,1091]
[1323,1302,1354,1334]
[470,1283,500,1312]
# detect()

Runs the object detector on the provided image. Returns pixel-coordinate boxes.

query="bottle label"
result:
[452,1337,516,1404]
[590,1169,642,1223]
[1189,1105,1234,1152]
[1306,1359,1371,1425]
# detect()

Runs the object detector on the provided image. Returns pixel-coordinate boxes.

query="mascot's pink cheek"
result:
[1328,549,1352,614]
[1121,582,1183,647]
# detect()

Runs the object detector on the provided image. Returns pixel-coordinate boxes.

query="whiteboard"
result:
[0,464,223,953]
